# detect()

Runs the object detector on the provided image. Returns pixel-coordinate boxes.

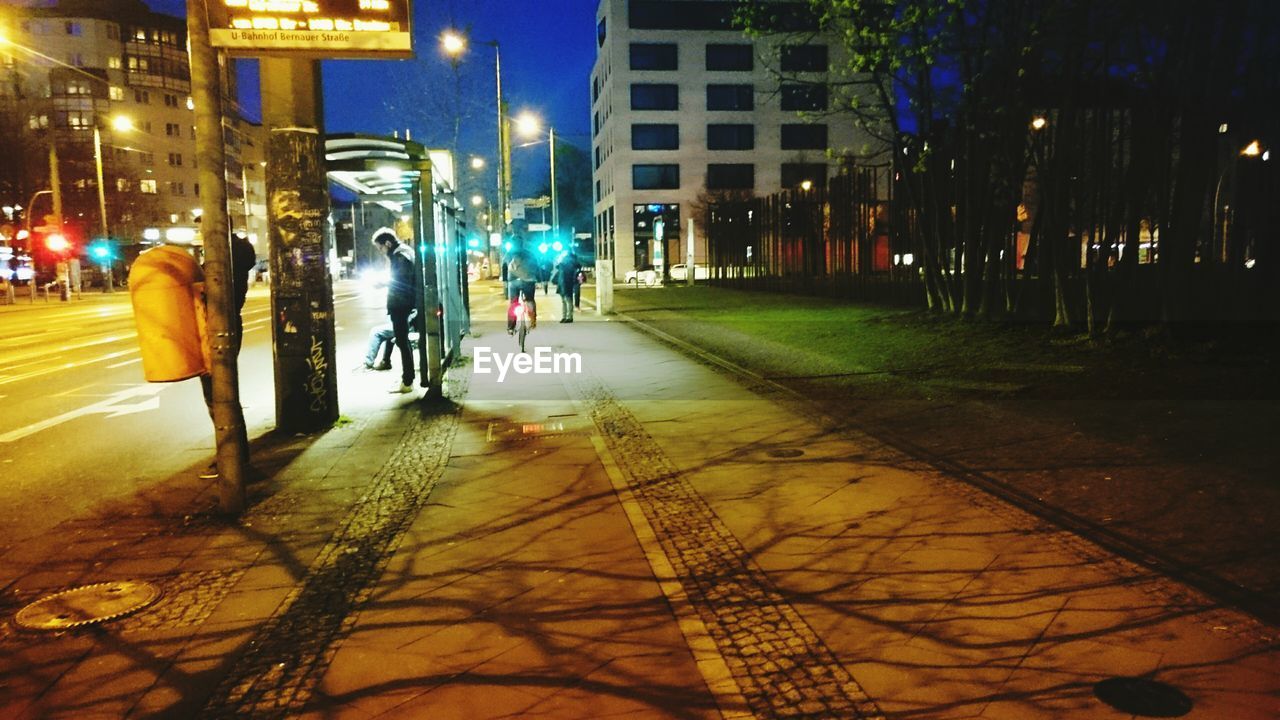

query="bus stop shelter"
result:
[325,134,469,397]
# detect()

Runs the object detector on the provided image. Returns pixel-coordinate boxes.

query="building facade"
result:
[0,0,264,253]
[590,0,882,279]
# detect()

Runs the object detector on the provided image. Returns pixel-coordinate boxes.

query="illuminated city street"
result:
[2,0,1278,718]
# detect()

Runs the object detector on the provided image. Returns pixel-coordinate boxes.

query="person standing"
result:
[374,232,417,394]
[199,232,257,478]
[554,251,581,323]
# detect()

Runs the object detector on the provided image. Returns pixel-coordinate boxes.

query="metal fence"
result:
[707,167,923,304]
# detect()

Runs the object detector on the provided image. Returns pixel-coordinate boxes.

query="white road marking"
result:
[0,384,166,443]
[106,358,143,369]
[0,348,138,387]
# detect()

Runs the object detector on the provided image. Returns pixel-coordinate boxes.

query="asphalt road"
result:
[0,280,388,546]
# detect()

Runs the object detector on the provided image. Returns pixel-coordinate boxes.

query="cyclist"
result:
[501,239,539,334]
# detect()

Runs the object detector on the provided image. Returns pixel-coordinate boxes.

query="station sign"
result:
[207,0,413,58]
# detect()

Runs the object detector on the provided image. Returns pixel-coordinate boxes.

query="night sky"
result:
[146,0,599,195]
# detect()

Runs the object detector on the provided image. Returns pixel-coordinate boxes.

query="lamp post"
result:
[92,115,132,293]
[441,30,508,275]
[514,112,557,241]
[1213,139,1268,266]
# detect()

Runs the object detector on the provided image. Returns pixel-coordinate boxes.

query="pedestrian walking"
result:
[554,250,581,323]
[373,231,417,394]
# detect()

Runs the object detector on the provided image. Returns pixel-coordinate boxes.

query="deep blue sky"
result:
[146,0,598,194]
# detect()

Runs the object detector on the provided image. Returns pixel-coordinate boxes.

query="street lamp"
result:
[1213,139,1269,265]
[441,29,507,277]
[470,156,486,170]
[93,114,132,293]
[514,111,558,240]
[440,30,466,57]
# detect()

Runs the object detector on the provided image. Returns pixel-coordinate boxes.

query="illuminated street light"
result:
[470,156,486,170]
[1030,116,1047,131]
[440,27,505,278]
[515,112,541,139]
[1241,140,1262,157]
[799,180,813,191]
[471,194,483,207]
[513,111,558,238]
[440,30,466,57]
[111,115,134,132]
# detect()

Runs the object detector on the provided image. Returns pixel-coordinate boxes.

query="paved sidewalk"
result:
[1,284,1277,718]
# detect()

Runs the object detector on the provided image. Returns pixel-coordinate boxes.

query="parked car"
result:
[624,266,659,287]
[668,263,708,281]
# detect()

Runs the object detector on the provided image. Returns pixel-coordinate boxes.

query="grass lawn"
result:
[612,284,1280,610]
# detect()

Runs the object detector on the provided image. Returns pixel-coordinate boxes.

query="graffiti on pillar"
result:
[304,334,328,412]
[268,128,339,431]
[270,188,326,295]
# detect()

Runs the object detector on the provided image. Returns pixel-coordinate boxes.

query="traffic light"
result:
[90,241,113,261]
[45,233,69,253]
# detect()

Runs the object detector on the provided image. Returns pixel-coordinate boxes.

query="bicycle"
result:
[512,293,534,354]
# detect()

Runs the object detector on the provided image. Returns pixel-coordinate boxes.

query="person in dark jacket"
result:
[554,251,581,322]
[198,232,258,478]
[374,232,417,393]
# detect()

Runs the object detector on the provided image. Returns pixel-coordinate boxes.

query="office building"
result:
[0,0,264,250]
[590,0,882,278]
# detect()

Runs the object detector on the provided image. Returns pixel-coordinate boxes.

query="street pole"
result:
[48,139,68,301]
[549,127,557,240]
[92,124,114,293]
[260,56,339,431]
[48,136,62,231]
[494,43,508,234]
[187,0,246,514]
[25,188,50,303]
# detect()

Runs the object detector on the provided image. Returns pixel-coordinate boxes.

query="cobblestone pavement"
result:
[572,374,884,720]
[200,374,469,718]
[4,287,1278,719]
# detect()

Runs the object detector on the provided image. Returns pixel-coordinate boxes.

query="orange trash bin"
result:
[128,245,208,382]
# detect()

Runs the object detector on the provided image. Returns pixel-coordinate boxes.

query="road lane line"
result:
[0,348,139,387]
[0,332,137,365]
[106,358,143,369]
[0,384,166,443]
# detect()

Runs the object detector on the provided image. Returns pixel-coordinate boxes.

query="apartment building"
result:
[0,0,264,249]
[590,0,881,278]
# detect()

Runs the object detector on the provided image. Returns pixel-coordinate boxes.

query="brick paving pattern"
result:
[573,376,885,720]
[200,376,468,719]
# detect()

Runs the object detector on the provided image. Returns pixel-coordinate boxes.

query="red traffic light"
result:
[45,234,70,253]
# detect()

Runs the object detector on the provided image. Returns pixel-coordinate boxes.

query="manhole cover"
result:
[766,448,805,458]
[1094,677,1192,717]
[14,581,162,631]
